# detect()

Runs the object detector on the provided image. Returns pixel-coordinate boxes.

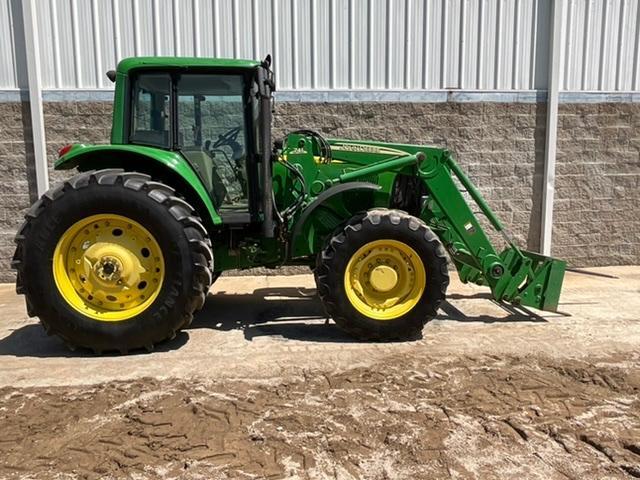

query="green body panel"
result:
[117,56,261,73]
[55,144,222,226]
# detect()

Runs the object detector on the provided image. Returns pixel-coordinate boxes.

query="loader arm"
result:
[417,150,565,312]
[328,149,565,312]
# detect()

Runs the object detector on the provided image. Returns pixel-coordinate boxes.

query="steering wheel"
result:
[211,126,242,150]
[205,126,248,199]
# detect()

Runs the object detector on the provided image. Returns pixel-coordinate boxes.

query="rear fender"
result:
[290,182,382,258]
[56,144,222,227]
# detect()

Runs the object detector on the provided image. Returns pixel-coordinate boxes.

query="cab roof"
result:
[117,57,261,74]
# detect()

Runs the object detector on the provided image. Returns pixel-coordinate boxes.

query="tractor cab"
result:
[112,57,274,229]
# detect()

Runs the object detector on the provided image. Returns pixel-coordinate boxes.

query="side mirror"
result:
[106,70,116,83]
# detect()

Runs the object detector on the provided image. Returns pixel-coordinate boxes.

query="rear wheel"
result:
[315,209,449,341]
[12,169,213,354]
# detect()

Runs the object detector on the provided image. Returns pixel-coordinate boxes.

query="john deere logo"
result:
[332,143,409,156]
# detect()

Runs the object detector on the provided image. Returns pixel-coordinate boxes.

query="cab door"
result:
[175,72,257,225]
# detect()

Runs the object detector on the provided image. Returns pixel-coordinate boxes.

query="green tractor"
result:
[13,56,566,353]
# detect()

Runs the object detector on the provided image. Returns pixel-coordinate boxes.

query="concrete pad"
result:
[0,266,638,388]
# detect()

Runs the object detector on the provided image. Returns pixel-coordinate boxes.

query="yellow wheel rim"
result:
[53,214,165,322]
[343,239,426,320]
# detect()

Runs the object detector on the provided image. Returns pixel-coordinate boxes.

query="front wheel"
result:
[12,169,213,354]
[315,209,449,341]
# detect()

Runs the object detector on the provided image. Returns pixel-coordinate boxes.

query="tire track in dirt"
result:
[0,354,639,479]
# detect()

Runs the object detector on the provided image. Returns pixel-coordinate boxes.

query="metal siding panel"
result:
[295,0,312,88]
[352,0,368,89]
[137,0,155,56]
[406,0,423,89]
[10,0,638,93]
[479,0,497,89]
[584,0,602,90]
[517,0,535,89]
[0,0,17,88]
[56,0,77,88]
[236,0,253,58]
[275,0,292,89]
[600,0,620,90]
[385,0,405,89]
[512,0,524,88]
[253,0,273,60]
[217,0,234,57]
[631,0,640,90]
[443,0,459,89]
[533,0,550,89]
[90,0,103,87]
[564,0,580,90]
[599,0,615,90]
[460,0,479,89]
[96,1,116,82]
[369,0,386,89]
[314,0,330,89]
[117,0,136,60]
[35,0,55,88]
[498,0,515,89]
[154,0,172,56]
[614,0,633,90]
[332,0,349,89]
[198,0,215,57]
[178,0,195,56]
[77,0,97,88]
[423,0,442,89]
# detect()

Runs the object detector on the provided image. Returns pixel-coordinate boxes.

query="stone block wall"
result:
[0,102,36,282]
[0,98,638,282]
[44,102,113,186]
[553,103,640,266]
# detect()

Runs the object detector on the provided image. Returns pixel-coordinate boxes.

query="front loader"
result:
[12,55,565,353]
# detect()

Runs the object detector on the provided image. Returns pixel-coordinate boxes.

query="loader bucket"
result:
[512,250,566,312]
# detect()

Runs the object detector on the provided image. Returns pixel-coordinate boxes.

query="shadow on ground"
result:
[0,286,548,357]
[0,326,189,358]
[190,286,548,341]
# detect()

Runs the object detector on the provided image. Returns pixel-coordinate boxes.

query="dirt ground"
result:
[0,267,639,479]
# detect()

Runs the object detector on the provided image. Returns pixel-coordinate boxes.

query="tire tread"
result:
[13,169,213,352]
[315,208,449,341]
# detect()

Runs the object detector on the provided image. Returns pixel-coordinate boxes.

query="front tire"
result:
[315,209,449,341]
[12,169,213,354]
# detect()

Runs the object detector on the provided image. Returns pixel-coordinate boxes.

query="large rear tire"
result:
[315,209,449,341]
[12,169,213,354]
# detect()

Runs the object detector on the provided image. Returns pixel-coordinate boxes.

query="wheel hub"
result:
[344,239,426,320]
[83,242,142,288]
[53,214,165,322]
[98,258,119,279]
[369,265,398,292]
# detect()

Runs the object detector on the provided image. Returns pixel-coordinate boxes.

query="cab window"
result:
[177,74,249,211]
[130,74,171,148]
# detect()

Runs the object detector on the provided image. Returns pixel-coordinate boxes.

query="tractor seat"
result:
[180,146,227,207]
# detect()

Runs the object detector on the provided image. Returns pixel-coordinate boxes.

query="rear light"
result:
[58,144,74,157]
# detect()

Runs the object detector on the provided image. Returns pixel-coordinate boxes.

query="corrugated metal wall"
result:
[0,0,19,89]
[1,0,639,92]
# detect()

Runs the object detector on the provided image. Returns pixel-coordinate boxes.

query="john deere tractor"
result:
[13,56,565,353]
